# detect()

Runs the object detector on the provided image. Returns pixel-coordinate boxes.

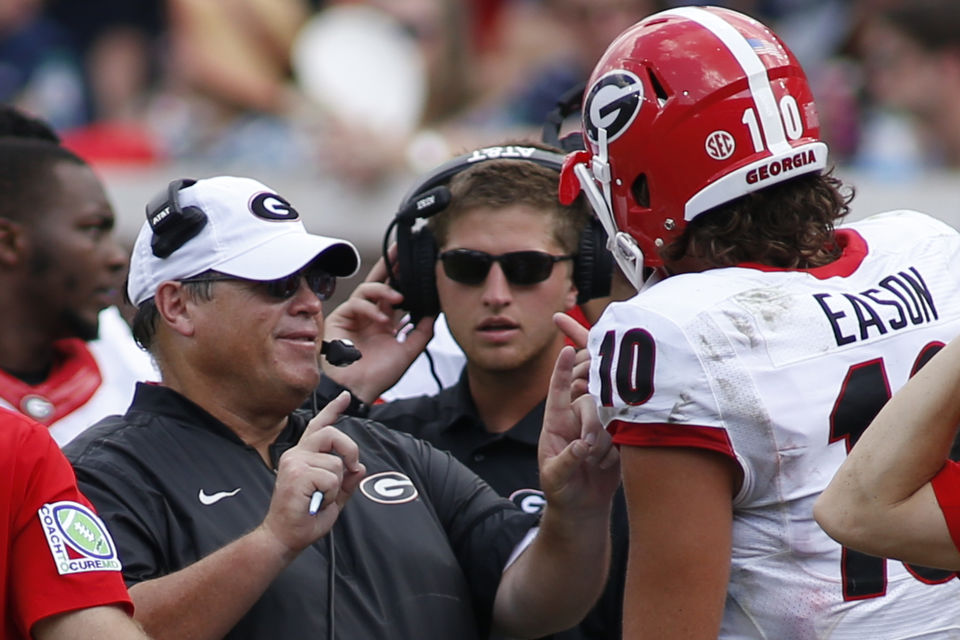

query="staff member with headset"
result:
[64,175,620,640]
[315,141,630,639]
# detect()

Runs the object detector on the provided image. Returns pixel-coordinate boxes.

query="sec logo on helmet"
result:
[706,131,736,160]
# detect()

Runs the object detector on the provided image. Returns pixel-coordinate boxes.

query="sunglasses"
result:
[180,267,337,301]
[438,249,574,286]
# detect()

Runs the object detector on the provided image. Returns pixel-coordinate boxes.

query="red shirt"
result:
[1,408,132,638]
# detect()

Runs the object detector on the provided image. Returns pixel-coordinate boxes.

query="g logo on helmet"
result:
[584,70,644,144]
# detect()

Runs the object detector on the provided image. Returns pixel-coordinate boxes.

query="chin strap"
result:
[569,126,650,292]
[612,231,649,291]
[573,162,617,243]
[592,127,612,212]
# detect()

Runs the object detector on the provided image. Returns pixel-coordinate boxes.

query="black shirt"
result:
[314,371,628,640]
[65,382,538,640]
[364,372,544,501]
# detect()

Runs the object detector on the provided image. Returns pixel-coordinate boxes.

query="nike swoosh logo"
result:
[198,488,241,505]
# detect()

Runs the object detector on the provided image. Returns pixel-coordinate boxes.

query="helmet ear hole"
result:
[648,69,670,106]
[631,174,650,208]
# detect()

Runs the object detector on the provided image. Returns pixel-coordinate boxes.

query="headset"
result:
[383,145,613,323]
[145,178,208,259]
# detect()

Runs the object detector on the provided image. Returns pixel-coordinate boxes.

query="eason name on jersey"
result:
[745,149,817,184]
[813,266,938,347]
[38,501,122,575]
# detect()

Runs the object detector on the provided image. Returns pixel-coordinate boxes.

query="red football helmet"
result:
[559,5,828,288]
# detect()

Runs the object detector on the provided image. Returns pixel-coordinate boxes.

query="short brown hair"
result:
[427,154,590,256]
[660,171,854,269]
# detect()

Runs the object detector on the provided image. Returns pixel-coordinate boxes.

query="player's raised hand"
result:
[554,311,589,348]
[554,312,591,400]
[263,392,366,553]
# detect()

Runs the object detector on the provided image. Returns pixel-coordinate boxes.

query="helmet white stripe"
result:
[663,7,791,154]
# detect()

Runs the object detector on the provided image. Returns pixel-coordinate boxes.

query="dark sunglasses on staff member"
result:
[439,249,574,286]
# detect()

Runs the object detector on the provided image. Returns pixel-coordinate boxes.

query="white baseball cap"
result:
[126,176,360,306]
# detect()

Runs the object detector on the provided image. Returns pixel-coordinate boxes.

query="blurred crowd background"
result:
[4,0,959,273]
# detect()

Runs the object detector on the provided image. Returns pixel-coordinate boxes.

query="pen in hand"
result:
[309,490,324,516]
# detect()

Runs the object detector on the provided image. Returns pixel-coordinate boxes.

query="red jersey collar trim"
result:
[737,229,867,280]
[0,339,102,424]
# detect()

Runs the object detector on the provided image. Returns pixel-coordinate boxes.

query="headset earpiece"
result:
[574,217,613,304]
[394,208,440,322]
[146,178,208,258]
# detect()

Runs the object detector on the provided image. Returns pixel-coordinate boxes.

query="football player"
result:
[0,106,158,445]
[559,5,960,639]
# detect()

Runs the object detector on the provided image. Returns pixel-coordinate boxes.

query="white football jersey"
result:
[589,210,960,638]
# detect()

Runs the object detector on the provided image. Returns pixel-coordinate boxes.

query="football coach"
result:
[64,176,620,640]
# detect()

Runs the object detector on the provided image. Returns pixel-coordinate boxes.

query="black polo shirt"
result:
[366,372,543,504]
[314,371,628,640]
[65,383,538,640]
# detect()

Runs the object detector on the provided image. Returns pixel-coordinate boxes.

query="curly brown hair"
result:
[659,171,854,270]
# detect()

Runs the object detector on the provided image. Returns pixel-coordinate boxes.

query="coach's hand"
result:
[262,391,366,555]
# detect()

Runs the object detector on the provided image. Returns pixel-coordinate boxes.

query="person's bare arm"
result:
[492,347,620,637]
[621,445,738,640]
[129,394,365,640]
[815,337,960,568]
[32,605,150,640]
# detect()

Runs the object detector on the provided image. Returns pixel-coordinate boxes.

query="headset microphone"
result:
[321,339,362,367]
